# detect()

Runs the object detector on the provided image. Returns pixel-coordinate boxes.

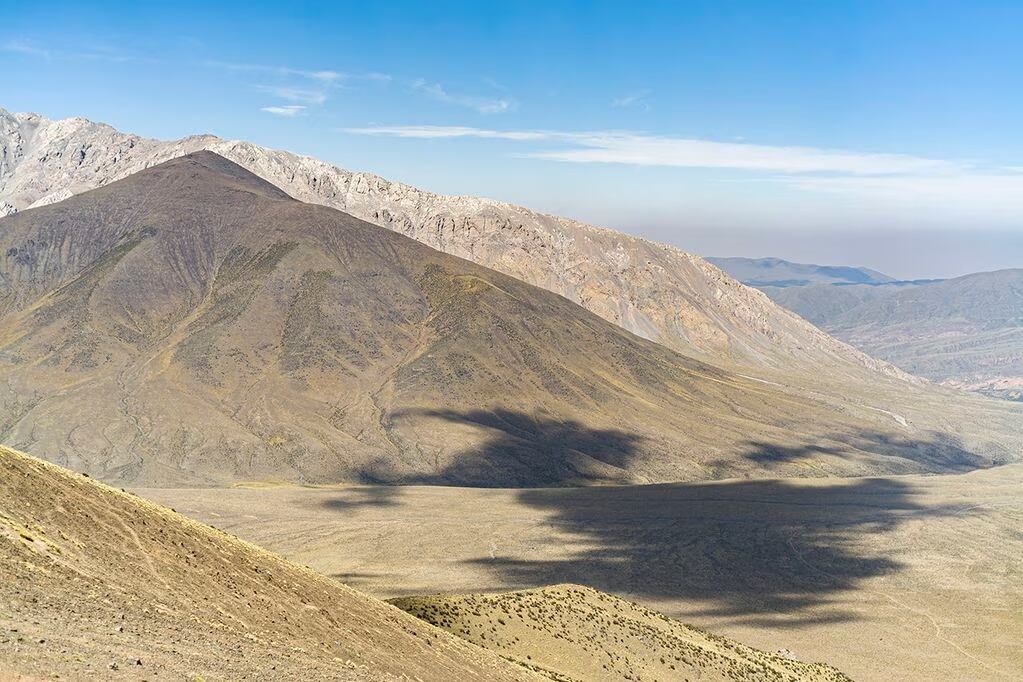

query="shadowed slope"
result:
[0,152,1019,487]
[0,445,540,681]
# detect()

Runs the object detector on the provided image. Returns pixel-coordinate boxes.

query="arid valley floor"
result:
[141,464,1023,681]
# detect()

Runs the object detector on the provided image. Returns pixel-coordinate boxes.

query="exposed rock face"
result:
[0,108,911,383]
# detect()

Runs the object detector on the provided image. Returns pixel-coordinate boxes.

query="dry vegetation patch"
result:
[392,585,851,682]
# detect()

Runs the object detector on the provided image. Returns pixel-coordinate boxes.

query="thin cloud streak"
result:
[411,80,514,114]
[2,39,134,63]
[343,125,964,175]
[256,85,328,105]
[205,60,345,82]
[344,125,550,140]
[207,59,392,84]
[261,105,306,117]
[211,61,391,109]
[612,90,651,110]
[2,39,51,59]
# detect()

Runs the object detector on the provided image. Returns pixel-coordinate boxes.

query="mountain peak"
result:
[140,150,296,202]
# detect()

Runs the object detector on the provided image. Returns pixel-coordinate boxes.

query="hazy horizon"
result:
[3,1,1020,279]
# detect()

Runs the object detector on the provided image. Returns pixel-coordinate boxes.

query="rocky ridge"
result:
[0,108,912,384]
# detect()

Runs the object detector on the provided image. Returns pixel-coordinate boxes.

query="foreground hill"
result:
[765,270,1023,401]
[391,585,850,682]
[1,152,1020,486]
[707,257,896,288]
[0,445,540,681]
[0,107,913,383]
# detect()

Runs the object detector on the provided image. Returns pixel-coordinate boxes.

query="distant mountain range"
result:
[711,257,1022,402]
[707,256,898,288]
[764,270,1023,401]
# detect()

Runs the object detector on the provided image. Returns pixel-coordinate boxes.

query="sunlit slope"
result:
[0,445,540,680]
[392,585,850,682]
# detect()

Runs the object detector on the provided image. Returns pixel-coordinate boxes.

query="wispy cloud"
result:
[2,39,51,59]
[344,125,549,141]
[256,85,327,105]
[261,105,306,117]
[612,90,651,110]
[343,125,961,175]
[411,80,514,114]
[207,60,391,84]
[205,60,344,83]
[210,60,390,111]
[2,39,135,63]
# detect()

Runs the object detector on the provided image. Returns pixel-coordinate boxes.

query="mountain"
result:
[6,152,1019,487]
[765,270,1023,401]
[0,444,540,681]
[391,585,850,682]
[0,108,912,384]
[2,112,1023,484]
[707,256,896,288]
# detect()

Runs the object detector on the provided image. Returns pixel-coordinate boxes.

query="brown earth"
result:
[139,464,1023,681]
[0,444,546,680]
[0,152,1020,487]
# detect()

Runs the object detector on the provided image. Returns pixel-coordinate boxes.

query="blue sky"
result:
[3,1,1022,278]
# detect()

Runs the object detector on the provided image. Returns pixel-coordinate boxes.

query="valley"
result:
[2,3,1022,679]
[139,464,1023,681]
[1,444,849,681]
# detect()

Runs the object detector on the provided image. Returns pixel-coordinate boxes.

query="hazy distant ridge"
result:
[764,269,1023,401]
[708,256,896,288]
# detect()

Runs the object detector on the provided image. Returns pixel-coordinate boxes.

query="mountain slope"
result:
[0,108,910,383]
[2,152,1019,486]
[391,585,850,682]
[707,256,896,288]
[766,270,1023,400]
[0,444,541,681]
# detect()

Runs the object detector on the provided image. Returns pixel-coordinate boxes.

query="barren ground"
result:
[140,464,1023,681]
